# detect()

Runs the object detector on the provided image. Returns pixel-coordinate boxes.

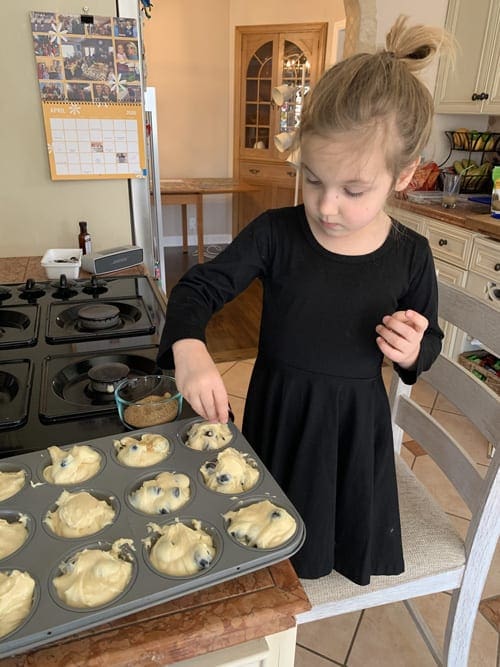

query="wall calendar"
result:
[31,10,147,181]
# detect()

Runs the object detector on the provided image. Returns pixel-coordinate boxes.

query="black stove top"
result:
[0,275,170,457]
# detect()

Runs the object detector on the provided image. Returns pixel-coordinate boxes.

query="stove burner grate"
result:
[40,349,161,421]
[46,298,154,343]
[0,305,38,350]
[82,276,108,296]
[0,311,30,335]
[0,360,32,429]
[0,372,18,405]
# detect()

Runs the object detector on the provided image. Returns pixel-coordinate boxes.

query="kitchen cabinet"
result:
[466,236,500,309]
[233,23,327,235]
[423,218,475,270]
[434,0,500,114]
[170,628,296,667]
[386,203,500,359]
[424,217,474,358]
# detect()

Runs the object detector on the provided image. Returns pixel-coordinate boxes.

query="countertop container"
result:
[0,417,305,659]
[40,249,82,280]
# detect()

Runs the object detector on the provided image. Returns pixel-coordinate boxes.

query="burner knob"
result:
[19,279,45,299]
[82,274,108,296]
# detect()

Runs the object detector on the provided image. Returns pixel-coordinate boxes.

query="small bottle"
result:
[491,166,500,220]
[78,221,92,255]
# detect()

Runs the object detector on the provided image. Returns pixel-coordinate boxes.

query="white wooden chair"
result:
[296,280,500,666]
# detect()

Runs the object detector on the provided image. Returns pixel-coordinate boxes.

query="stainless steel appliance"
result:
[0,274,171,458]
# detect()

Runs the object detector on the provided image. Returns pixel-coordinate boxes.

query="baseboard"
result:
[162,234,232,248]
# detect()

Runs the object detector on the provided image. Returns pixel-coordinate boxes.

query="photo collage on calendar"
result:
[31,11,142,104]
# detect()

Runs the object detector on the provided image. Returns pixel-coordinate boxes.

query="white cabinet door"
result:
[434,0,500,114]
[434,259,468,359]
[169,628,297,667]
[385,204,424,234]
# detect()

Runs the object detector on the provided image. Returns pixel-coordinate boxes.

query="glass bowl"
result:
[114,375,182,430]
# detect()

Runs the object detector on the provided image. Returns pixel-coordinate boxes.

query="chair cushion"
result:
[301,456,466,608]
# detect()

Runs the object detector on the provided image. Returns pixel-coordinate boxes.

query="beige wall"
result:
[142,1,231,179]
[1,0,134,258]
[3,1,491,257]
[143,0,345,245]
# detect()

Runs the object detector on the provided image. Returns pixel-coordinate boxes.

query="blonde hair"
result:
[299,16,454,178]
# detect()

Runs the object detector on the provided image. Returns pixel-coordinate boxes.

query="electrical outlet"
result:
[188,217,196,232]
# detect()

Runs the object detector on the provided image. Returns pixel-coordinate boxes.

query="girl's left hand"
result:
[375,309,429,369]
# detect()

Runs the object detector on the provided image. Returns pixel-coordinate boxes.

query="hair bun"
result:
[385,14,454,74]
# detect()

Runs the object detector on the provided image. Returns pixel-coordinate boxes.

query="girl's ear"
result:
[394,158,421,192]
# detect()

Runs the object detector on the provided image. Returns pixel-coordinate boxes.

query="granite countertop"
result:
[388,196,500,241]
[0,257,146,285]
[1,560,310,666]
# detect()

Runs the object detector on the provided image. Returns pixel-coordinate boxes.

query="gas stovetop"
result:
[0,275,170,457]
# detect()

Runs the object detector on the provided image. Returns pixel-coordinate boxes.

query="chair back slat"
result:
[437,281,500,355]
[422,355,500,448]
[394,395,483,511]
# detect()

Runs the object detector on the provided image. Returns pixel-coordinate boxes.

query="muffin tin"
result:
[0,417,305,659]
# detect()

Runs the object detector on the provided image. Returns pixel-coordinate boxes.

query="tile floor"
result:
[216,358,500,667]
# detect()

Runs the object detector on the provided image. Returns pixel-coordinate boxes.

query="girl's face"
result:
[300,132,415,250]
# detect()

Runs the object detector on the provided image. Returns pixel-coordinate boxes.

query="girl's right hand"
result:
[172,339,229,424]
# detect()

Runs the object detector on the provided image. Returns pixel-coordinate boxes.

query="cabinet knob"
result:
[286,170,295,177]
[494,263,500,272]
[438,238,448,247]
[481,92,489,100]
[471,93,480,101]
[249,168,260,175]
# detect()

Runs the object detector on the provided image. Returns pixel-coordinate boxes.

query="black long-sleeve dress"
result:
[158,205,443,584]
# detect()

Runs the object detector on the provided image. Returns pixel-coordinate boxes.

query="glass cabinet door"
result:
[277,40,311,136]
[244,41,273,150]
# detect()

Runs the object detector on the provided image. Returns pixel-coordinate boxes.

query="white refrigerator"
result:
[129,86,165,292]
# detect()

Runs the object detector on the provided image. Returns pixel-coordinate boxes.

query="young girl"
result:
[158,16,449,585]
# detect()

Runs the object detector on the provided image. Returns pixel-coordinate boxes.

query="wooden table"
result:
[159,178,259,263]
[2,561,310,666]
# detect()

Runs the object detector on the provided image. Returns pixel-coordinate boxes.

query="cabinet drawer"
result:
[385,205,424,233]
[424,220,475,269]
[434,259,468,286]
[469,237,500,280]
[240,161,298,183]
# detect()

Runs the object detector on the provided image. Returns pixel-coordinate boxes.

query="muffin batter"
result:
[52,538,133,608]
[0,570,35,638]
[0,470,26,502]
[224,500,296,548]
[44,490,115,538]
[148,520,215,576]
[113,433,170,466]
[130,471,190,514]
[43,445,101,484]
[200,447,259,494]
[0,515,28,560]
[185,421,233,451]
